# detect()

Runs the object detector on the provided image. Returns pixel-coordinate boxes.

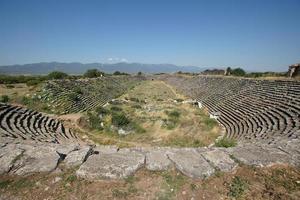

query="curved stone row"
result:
[1,139,299,179]
[0,103,78,144]
[161,75,300,144]
[41,76,145,114]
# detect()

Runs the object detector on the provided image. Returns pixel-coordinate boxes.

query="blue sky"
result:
[0,0,300,71]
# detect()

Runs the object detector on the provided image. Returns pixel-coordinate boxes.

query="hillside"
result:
[0,62,204,75]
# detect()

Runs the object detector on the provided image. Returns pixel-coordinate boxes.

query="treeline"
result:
[225,67,287,78]
[0,69,134,85]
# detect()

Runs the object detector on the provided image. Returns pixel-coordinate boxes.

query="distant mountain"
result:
[0,62,206,75]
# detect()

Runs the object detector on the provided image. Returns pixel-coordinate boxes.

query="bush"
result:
[203,118,218,130]
[84,69,104,78]
[95,106,110,115]
[47,71,68,79]
[215,137,237,148]
[87,112,103,130]
[67,93,79,102]
[0,95,9,103]
[111,113,130,127]
[231,68,246,76]
[113,71,129,75]
[110,106,122,112]
[26,79,41,86]
[228,176,248,198]
[166,110,181,119]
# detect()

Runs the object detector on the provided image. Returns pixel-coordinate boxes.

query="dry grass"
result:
[1,165,299,200]
[81,80,221,147]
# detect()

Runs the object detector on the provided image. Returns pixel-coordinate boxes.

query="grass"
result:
[156,171,187,200]
[228,176,248,199]
[215,137,237,148]
[0,180,12,189]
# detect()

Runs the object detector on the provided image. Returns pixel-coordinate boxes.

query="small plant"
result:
[95,106,110,115]
[131,104,142,109]
[165,110,181,119]
[215,137,237,148]
[5,84,15,88]
[0,95,9,103]
[111,113,130,127]
[203,118,218,130]
[110,106,123,112]
[228,176,248,199]
[0,180,12,189]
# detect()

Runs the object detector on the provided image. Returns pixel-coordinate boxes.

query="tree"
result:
[47,71,68,79]
[84,69,104,78]
[231,68,246,76]
[137,71,143,76]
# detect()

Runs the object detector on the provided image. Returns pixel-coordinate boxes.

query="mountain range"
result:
[0,62,206,75]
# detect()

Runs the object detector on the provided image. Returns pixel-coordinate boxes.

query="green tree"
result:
[47,71,68,79]
[84,69,104,78]
[231,68,246,76]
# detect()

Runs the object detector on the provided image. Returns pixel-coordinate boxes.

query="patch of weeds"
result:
[190,183,197,191]
[111,112,130,127]
[265,168,300,192]
[87,112,103,130]
[95,106,110,115]
[110,106,123,112]
[65,174,77,183]
[165,110,181,119]
[131,104,142,109]
[156,171,186,200]
[5,84,15,88]
[0,179,12,189]
[112,188,129,198]
[162,171,186,192]
[130,122,146,134]
[215,137,237,148]
[203,118,218,130]
[164,135,204,147]
[12,178,35,190]
[228,176,248,199]
[0,95,10,103]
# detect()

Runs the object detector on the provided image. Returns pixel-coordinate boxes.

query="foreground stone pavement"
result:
[0,138,299,180]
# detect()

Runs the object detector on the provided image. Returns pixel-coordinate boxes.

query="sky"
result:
[0,0,300,71]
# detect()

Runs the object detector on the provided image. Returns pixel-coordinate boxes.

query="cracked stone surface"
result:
[64,146,92,167]
[76,151,145,180]
[167,148,215,179]
[225,145,293,167]
[0,144,24,175]
[10,145,60,175]
[146,149,172,171]
[201,149,237,172]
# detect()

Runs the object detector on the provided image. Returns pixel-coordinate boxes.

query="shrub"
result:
[87,112,103,130]
[47,71,68,79]
[73,87,83,94]
[203,118,218,130]
[228,176,248,198]
[231,68,246,76]
[110,106,122,112]
[67,93,79,102]
[26,79,41,86]
[111,113,130,127]
[5,84,15,88]
[84,69,104,78]
[95,106,110,115]
[215,137,237,148]
[166,110,181,119]
[0,95,9,103]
